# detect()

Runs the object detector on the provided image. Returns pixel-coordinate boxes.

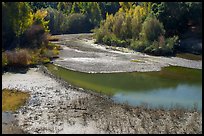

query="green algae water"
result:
[46,64,202,110]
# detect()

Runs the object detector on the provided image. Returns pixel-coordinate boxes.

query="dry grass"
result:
[2,88,30,112]
[3,45,60,68]
[5,49,31,67]
[130,59,144,63]
[48,35,60,41]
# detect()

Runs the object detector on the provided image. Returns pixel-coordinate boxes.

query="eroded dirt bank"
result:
[2,67,202,134]
[52,33,202,73]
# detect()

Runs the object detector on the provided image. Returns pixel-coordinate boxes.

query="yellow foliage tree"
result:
[33,10,50,32]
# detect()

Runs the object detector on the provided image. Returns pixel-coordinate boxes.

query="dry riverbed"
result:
[2,66,202,134]
[52,33,201,73]
[2,33,202,134]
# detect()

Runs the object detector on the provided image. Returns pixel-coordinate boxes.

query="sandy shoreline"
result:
[2,66,202,134]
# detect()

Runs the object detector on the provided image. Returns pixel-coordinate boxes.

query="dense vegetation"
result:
[2,2,202,69]
[29,2,120,34]
[1,2,120,69]
[2,2,59,69]
[94,2,202,56]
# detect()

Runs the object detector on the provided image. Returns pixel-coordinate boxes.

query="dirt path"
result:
[52,33,202,73]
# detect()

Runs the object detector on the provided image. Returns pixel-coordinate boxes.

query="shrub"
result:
[6,49,31,67]
[45,7,69,34]
[93,26,106,43]
[66,13,91,33]
[94,3,179,57]
[102,35,112,46]
[130,40,149,52]
[23,25,49,48]
[47,35,59,41]
[40,57,50,64]
[112,38,127,47]
[33,9,49,33]
[144,36,178,56]
[165,36,179,51]
[144,42,157,54]
[140,16,165,42]
[2,52,8,67]
[30,53,40,65]
[112,12,125,38]
[41,48,59,59]
[47,42,60,50]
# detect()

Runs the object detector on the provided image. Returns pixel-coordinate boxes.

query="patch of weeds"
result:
[48,35,59,41]
[2,88,30,112]
[130,59,144,63]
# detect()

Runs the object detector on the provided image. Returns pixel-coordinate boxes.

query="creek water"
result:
[46,64,202,110]
[2,112,25,134]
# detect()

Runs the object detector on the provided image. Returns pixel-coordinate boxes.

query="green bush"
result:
[46,7,69,34]
[66,13,91,33]
[165,36,179,50]
[130,40,149,52]
[102,35,112,45]
[40,57,50,64]
[140,16,165,42]
[144,42,157,54]
[144,36,178,56]
[93,28,105,43]
[2,52,8,67]
[41,48,59,59]
[112,39,127,47]
[93,3,180,56]
[47,42,61,50]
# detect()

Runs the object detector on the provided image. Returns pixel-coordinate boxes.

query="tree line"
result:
[2,2,202,69]
[94,2,202,56]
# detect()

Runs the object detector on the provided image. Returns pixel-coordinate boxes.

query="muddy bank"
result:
[2,67,202,134]
[52,33,202,73]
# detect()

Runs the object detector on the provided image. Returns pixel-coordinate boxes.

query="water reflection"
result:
[46,64,202,110]
[112,84,202,110]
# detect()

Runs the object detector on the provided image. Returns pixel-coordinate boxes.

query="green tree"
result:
[57,2,72,15]
[28,2,58,12]
[71,2,102,28]
[71,2,80,13]
[2,2,33,49]
[98,2,120,19]
[33,9,49,32]
[45,7,69,34]
[151,2,202,37]
[88,2,102,27]
[140,16,165,42]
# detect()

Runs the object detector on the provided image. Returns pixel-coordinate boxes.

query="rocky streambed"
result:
[52,33,202,73]
[2,66,202,134]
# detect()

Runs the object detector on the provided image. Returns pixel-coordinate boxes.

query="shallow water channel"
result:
[46,64,202,110]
